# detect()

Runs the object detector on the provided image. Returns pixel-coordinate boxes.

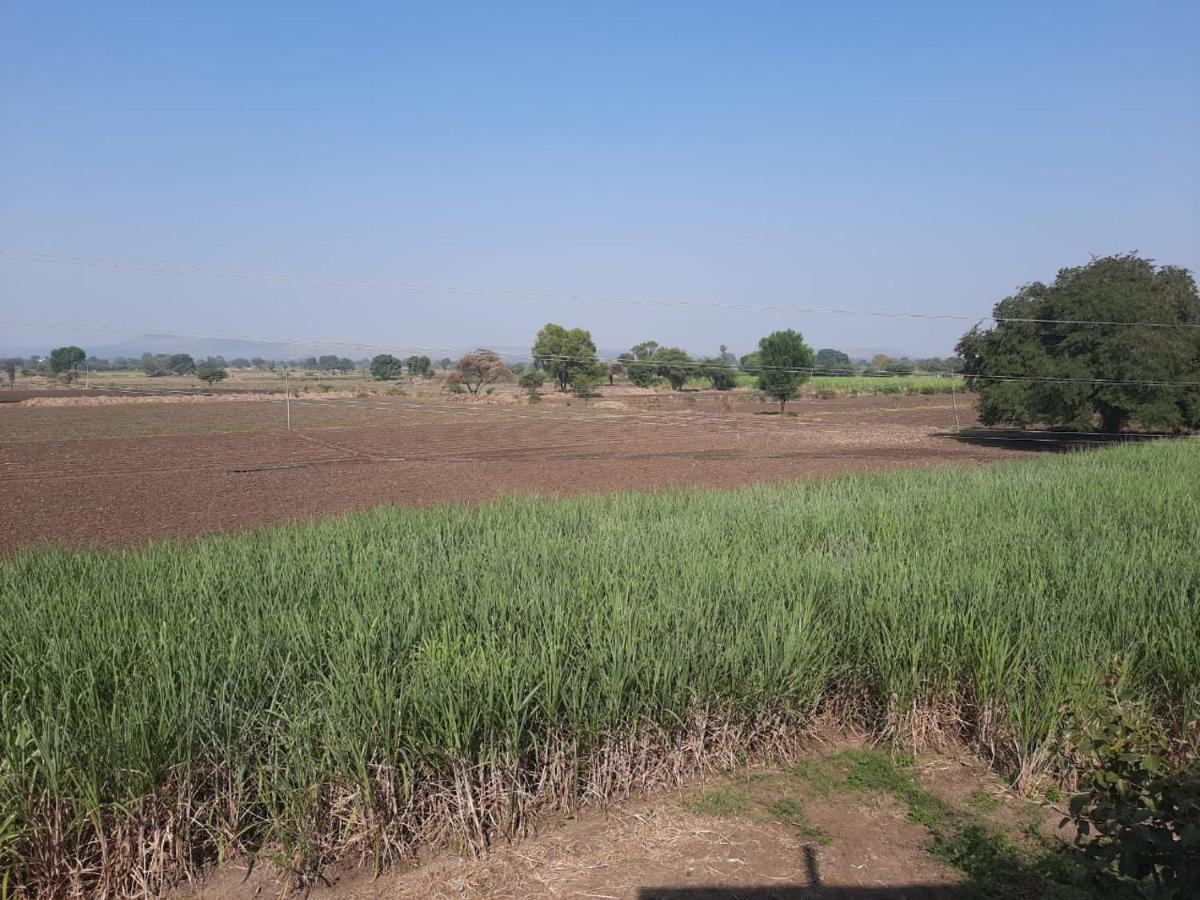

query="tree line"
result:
[13,254,1197,431]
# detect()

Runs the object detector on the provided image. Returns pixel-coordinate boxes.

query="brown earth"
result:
[1,391,1047,554]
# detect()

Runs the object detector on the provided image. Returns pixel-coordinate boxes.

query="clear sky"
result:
[2,1,1198,359]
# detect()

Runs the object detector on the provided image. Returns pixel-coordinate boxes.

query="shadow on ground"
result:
[934,428,1175,454]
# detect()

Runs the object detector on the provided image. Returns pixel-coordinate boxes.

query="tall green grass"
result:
[2,441,1198,894]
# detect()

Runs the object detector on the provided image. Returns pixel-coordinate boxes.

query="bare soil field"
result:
[1,391,1034,554]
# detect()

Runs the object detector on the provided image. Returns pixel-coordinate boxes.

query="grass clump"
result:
[688,788,749,819]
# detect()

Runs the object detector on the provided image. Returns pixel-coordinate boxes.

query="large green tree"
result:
[757,330,814,412]
[369,354,405,380]
[532,323,601,392]
[49,346,86,375]
[957,255,1200,433]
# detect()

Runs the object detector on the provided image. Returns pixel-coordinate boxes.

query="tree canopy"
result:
[196,367,228,386]
[756,329,814,412]
[957,254,1200,433]
[369,354,405,380]
[532,323,600,392]
[48,346,86,375]
[450,350,511,394]
[406,355,433,377]
[814,348,852,373]
[621,341,661,387]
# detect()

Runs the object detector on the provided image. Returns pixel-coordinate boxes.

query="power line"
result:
[4,248,1199,329]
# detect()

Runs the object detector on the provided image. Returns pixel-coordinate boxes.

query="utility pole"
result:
[84,365,89,389]
[284,368,292,430]
[950,374,961,431]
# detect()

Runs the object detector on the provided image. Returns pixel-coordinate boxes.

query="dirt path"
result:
[181,747,1078,900]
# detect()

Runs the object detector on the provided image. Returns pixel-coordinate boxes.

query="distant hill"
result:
[86,333,310,360]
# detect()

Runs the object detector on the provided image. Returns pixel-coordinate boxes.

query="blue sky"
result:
[2,1,1197,358]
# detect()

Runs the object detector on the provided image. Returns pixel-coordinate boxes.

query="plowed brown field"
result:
[1,390,1031,553]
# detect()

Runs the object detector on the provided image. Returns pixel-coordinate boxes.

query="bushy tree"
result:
[369,353,405,380]
[739,350,763,375]
[757,329,814,412]
[196,367,228,386]
[618,341,697,389]
[569,368,601,398]
[49,346,85,375]
[166,353,196,375]
[405,355,433,377]
[700,357,737,390]
[532,323,601,392]
[451,350,510,394]
[958,254,1200,433]
[815,348,853,374]
[622,341,661,387]
[3,359,17,387]
[518,369,545,396]
[654,347,696,390]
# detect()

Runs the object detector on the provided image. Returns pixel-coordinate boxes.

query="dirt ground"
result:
[0,389,1047,553]
[180,745,1078,900]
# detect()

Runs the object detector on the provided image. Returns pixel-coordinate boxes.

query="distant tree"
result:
[166,353,196,375]
[200,355,228,369]
[3,359,17,387]
[451,350,511,394]
[871,354,891,369]
[815,348,853,374]
[757,329,814,413]
[229,357,251,369]
[622,341,662,387]
[49,346,86,375]
[654,347,696,390]
[570,368,601,398]
[519,369,546,396]
[298,356,319,370]
[739,350,763,375]
[606,360,625,385]
[142,353,168,377]
[916,356,964,374]
[369,353,405,380]
[532,323,601,392]
[700,357,737,390]
[405,355,433,377]
[437,357,453,372]
[317,354,342,371]
[883,359,915,375]
[958,254,1200,433]
[250,357,268,369]
[196,367,228,386]
[719,344,739,366]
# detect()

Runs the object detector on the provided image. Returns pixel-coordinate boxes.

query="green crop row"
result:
[1,440,1197,894]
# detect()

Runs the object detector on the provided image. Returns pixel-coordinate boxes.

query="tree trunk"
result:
[1099,408,1125,434]
[779,398,786,414]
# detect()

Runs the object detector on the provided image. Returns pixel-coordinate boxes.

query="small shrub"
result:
[1067,698,1200,896]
